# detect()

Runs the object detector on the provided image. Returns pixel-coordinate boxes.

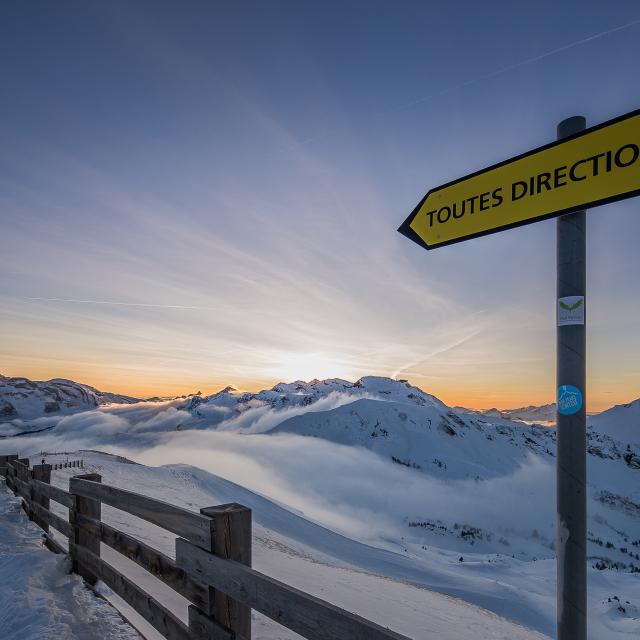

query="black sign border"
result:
[398,108,640,250]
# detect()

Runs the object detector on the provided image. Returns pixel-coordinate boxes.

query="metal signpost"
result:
[555,115,587,640]
[398,109,640,640]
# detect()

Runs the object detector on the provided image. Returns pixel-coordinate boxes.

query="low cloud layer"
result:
[216,391,372,434]
[0,399,557,556]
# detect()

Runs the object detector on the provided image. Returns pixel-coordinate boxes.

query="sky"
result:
[1,1,639,411]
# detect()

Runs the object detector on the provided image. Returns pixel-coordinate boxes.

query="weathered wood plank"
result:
[6,461,19,491]
[16,459,30,480]
[12,475,31,501]
[69,478,214,551]
[32,479,74,508]
[5,462,16,490]
[31,464,51,532]
[15,460,30,505]
[198,504,251,637]
[71,543,190,640]
[187,605,236,640]
[71,473,101,585]
[30,501,73,538]
[44,532,67,555]
[0,454,18,478]
[74,512,212,613]
[16,459,31,508]
[176,539,412,640]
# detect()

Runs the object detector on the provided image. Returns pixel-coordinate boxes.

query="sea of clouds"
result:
[0,399,557,556]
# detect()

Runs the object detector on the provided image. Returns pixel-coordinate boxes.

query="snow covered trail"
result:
[0,482,140,640]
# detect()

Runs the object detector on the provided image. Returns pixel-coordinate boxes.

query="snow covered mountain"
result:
[181,376,445,430]
[271,395,557,480]
[258,381,639,568]
[478,403,558,424]
[0,374,141,420]
[590,399,640,445]
[183,377,437,418]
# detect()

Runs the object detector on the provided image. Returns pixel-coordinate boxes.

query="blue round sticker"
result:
[557,385,583,415]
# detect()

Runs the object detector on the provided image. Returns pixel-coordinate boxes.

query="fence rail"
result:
[0,453,410,640]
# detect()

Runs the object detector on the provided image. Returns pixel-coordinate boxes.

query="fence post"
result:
[187,503,252,640]
[17,458,30,478]
[10,458,24,492]
[16,459,31,516]
[5,460,16,491]
[0,454,18,483]
[70,473,102,585]
[31,463,52,532]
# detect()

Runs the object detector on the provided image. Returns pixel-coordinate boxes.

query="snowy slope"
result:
[37,452,551,640]
[0,374,141,421]
[271,397,556,480]
[266,391,639,569]
[590,399,640,445]
[37,451,639,640]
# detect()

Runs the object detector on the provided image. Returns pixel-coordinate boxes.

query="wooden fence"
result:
[51,459,84,470]
[0,454,411,640]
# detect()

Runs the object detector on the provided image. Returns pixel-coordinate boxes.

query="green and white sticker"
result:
[558,296,585,326]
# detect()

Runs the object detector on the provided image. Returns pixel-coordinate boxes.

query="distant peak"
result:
[220,385,238,394]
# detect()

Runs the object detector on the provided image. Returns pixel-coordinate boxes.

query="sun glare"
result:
[271,352,352,383]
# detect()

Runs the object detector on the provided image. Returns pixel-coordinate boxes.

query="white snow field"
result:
[0,484,140,640]
[1,374,638,639]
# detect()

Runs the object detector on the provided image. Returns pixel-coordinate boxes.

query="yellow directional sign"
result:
[399,109,640,250]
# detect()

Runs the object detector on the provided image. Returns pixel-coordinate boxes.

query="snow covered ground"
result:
[1,375,638,639]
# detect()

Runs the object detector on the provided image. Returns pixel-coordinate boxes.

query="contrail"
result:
[280,17,640,152]
[24,297,215,311]
[400,17,640,111]
[391,330,481,380]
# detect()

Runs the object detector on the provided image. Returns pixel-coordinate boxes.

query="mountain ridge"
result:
[2,372,638,446]
[0,374,141,420]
